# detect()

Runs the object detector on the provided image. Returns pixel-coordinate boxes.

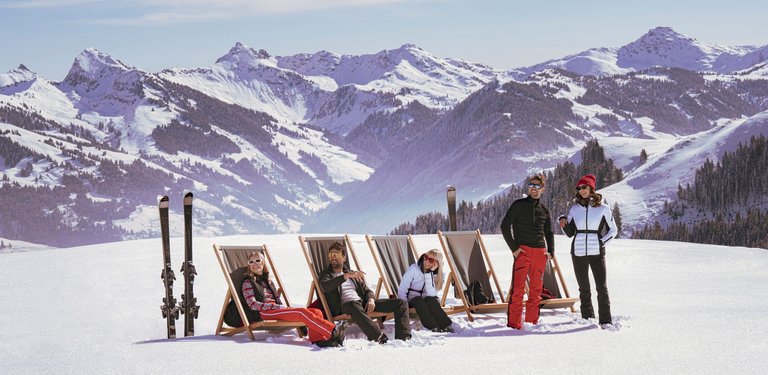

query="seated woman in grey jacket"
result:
[397,249,454,333]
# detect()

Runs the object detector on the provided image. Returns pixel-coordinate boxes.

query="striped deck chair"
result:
[213,244,305,340]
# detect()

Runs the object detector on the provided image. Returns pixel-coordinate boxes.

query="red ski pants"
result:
[258,307,334,342]
[507,245,548,328]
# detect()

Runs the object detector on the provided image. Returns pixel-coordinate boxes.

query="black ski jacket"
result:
[500,195,555,256]
[318,265,375,316]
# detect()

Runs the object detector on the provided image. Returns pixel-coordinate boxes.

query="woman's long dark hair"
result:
[574,186,603,207]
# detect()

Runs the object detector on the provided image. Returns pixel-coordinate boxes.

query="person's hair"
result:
[574,186,603,207]
[247,251,270,281]
[328,241,346,257]
[419,249,444,290]
[529,173,546,186]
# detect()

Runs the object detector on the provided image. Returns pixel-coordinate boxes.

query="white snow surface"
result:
[1,234,766,374]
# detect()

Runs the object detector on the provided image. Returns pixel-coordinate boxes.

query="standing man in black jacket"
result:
[500,173,555,329]
[318,242,411,343]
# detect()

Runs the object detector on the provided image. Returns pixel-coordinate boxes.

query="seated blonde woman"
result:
[241,252,348,347]
[397,249,454,333]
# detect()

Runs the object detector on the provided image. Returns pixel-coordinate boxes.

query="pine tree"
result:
[612,203,623,238]
[639,148,648,165]
[633,136,768,248]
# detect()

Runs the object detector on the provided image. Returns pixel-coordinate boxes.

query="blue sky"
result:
[1,0,766,80]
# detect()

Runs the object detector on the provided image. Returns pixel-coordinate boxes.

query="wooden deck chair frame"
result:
[530,254,578,312]
[437,230,508,322]
[213,244,305,340]
[299,235,390,322]
[367,234,462,317]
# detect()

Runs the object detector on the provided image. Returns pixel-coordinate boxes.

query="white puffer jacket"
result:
[561,200,617,256]
[397,263,438,302]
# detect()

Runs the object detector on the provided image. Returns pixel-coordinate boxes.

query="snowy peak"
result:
[65,48,134,80]
[382,43,433,67]
[214,42,277,69]
[275,50,341,77]
[278,43,498,87]
[61,48,145,93]
[522,26,768,76]
[0,64,39,87]
[617,26,742,71]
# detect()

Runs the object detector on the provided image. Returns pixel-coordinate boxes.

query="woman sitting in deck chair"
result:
[397,250,455,333]
[242,252,348,347]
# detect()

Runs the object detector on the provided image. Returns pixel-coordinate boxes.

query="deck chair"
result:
[364,234,419,299]
[299,235,390,322]
[538,253,578,312]
[437,230,508,322]
[213,244,305,340]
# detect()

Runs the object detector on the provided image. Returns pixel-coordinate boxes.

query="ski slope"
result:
[1,234,766,374]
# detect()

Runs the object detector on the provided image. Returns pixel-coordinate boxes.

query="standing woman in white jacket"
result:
[558,174,617,326]
[397,250,454,333]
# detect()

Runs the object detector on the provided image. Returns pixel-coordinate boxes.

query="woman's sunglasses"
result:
[248,259,263,265]
[576,185,590,191]
[423,256,436,263]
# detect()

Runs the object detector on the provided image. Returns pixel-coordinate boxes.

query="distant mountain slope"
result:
[521,27,768,76]
[2,27,768,245]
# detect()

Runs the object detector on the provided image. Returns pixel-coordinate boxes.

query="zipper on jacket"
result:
[585,204,589,256]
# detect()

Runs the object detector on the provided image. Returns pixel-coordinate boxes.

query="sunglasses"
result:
[423,256,436,263]
[576,185,590,191]
[528,183,542,189]
[247,259,263,265]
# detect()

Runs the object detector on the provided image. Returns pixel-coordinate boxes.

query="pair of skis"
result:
[159,192,198,339]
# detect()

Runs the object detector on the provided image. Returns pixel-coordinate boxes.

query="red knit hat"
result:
[576,174,596,190]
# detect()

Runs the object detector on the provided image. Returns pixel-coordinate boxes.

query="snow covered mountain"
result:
[160,42,507,135]
[0,49,373,245]
[522,27,768,76]
[598,109,768,231]
[2,28,768,246]
[0,64,37,87]
[313,67,768,233]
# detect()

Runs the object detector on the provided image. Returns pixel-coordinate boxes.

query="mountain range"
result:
[1,26,767,246]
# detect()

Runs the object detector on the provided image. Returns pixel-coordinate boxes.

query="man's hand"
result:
[512,248,523,258]
[547,252,553,260]
[366,298,376,314]
[344,271,366,282]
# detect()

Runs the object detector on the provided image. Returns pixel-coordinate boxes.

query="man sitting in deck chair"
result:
[318,242,411,344]
[242,251,348,347]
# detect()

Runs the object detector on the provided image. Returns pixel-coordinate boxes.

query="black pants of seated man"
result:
[409,296,452,330]
[572,254,611,324]
[340,298,410,340]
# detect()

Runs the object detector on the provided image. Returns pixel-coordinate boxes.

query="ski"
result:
[447,185,457,231]
[446,185,459,297]
[179,192,199,337]
[159,195,179,339]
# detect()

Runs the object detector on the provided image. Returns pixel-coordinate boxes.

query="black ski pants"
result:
[409,296,452,330]
[340,298,410,340]
[572,254,612,324]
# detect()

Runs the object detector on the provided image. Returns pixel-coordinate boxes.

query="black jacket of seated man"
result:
[319,264,411,341]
